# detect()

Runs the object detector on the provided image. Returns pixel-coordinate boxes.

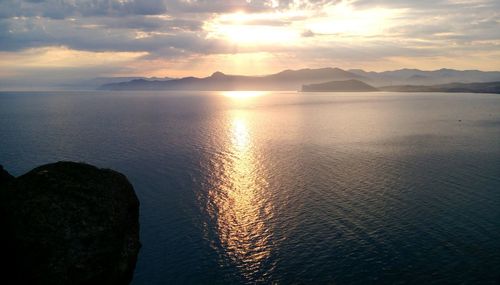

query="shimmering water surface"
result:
[1,91,499,284]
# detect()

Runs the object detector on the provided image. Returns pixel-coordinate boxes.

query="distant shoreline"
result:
[97,67,500,94]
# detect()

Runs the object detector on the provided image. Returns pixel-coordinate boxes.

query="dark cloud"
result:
[0,0,279,19]
[83,16,204,32]
[0,15,231,57]
[0,0,169,19]
[0,0,277,54]
[165,0,273,13]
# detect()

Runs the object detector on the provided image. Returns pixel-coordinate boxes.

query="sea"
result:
[0,91,499,284]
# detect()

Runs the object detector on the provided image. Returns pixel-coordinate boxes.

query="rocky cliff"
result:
[0,162,140,285]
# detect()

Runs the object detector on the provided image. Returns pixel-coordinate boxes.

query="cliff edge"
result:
[0,162,140,285]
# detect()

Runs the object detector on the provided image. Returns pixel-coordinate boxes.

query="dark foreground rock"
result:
[0,162,140,285]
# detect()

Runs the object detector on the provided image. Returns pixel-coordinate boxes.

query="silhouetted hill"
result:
[379,81,500,94]
[100,68,363,91]
[99,67,500,92]
[302,79,378,92]
[62,77,173,90]
[348,68,500,86]
[268,67,363,82]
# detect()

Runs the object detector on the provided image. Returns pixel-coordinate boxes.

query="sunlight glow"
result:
[306,4,397,36]
[206,4,397,47]
[206,11,300,45]
[222,91,267,100]
[217,25,298,44]
[232,118,250,149]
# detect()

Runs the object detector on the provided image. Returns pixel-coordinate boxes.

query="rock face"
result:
[0,162,140,285]
[0,165,14,183]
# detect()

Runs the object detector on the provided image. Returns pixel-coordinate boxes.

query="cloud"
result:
[0,0,498,86]
[0,0,169,19]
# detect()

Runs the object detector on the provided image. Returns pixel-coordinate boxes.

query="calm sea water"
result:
[1,91,499,284]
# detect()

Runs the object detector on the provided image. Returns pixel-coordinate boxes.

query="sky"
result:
[0,0,499,86]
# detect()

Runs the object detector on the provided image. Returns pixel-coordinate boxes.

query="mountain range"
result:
[301,79,500,94]
[100,68,361,91]
[64,77,173,90]
[302,79,378,92]
[348,68,500,86]
[99,67,500,92]
[379,81,500,94]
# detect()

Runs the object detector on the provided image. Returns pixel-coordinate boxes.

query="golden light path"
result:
[204,100,274,280]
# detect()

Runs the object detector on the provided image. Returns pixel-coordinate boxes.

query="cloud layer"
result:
[0,0,499,86]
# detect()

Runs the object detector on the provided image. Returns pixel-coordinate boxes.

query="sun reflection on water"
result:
[203,110,274,281]
[221,91,267,100]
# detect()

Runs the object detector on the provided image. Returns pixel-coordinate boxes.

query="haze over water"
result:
[1,91,499,284]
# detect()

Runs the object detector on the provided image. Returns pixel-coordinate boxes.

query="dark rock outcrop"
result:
[0,162,140,285]
[0,165,14,184]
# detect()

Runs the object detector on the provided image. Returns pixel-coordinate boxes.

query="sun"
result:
[206,11,299,46]
[205,5,397,47]
[217,25,297,45]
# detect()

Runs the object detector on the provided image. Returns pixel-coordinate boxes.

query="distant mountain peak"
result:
[210,71,226,78]
[302,79,378,92]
